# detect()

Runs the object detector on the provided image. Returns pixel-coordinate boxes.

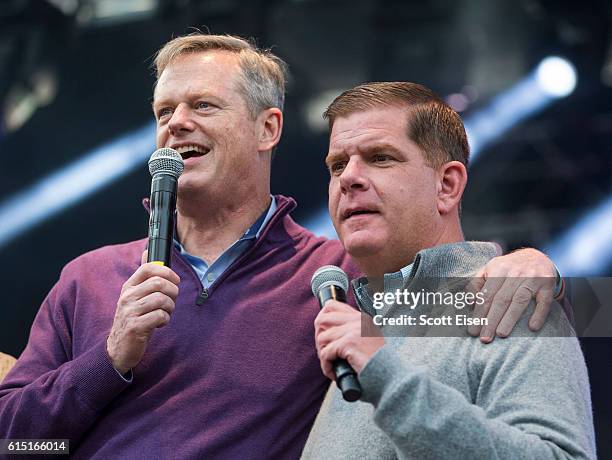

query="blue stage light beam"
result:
[303,56,578,238]
[0,122,156,249]
[546,197,612,276]
[465,56,576,161]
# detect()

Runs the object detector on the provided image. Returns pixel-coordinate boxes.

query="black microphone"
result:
[311,265,362,402]
[147,148,184,267]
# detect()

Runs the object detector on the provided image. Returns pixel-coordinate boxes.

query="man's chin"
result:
[178,172,211,191]
[341,234,384,259]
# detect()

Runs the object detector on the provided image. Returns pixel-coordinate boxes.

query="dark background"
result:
[1,0,610,456]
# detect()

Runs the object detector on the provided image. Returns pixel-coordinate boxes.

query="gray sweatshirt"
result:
[302,242,596,460]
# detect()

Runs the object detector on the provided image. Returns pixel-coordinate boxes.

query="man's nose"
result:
[339,158,369,193]
[168,104,195,135]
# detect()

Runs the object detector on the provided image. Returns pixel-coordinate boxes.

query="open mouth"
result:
[344,209,378,219]
[174,145,211,161]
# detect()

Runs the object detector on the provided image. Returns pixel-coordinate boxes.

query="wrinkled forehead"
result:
[153,51,242,99]
[328,107,411,152]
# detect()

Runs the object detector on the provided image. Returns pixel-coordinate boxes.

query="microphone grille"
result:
[311,265,349,296]
[148,148,184,178]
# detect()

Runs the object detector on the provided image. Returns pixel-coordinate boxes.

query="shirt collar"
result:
[352,262,414,316]
[352,262,414,295]
[174,195,276,249]
[252,196,277,239]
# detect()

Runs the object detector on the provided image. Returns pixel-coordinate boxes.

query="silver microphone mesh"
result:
[311,265,349,296]
[148,148,184,178]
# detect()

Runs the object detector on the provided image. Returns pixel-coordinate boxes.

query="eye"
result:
[157,107,173,119]
[195,101,211,110]
[328,161,347,176]
[372,154,392,163]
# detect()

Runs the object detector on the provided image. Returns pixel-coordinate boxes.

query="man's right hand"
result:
[106,251,180,374]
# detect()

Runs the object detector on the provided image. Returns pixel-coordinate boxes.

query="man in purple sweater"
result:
[0,34,562,458]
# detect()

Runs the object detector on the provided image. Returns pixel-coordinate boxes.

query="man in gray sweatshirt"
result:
[302,82,595,459]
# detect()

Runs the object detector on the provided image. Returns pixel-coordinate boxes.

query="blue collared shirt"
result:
[174,196,277,289]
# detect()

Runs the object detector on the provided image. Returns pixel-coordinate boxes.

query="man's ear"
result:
[257,108,283,153]
[437,161,468,215]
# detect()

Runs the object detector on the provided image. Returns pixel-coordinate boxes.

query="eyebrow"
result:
[362,142,403,156]
[325,152,346,167]
[325,142,403,166]
[152,90,219,109]
[151,98,168,113]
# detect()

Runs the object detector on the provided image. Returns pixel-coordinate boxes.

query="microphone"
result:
[311,265,362,402]
[147,148,184,267]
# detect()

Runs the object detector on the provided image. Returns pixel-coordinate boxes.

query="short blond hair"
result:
[324,82,469,167]
[154,33,287,119]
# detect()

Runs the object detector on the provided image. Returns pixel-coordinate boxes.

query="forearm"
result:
[0,337,130,442]
[359,347,594,460]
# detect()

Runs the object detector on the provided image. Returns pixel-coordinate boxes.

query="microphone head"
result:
[311,265,349,296]
[148,148,184,178]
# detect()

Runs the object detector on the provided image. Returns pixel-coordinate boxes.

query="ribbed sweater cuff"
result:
[68,338,132,412]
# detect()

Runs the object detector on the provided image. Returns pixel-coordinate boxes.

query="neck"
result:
[176,187,271,265]
[358,219,464,279]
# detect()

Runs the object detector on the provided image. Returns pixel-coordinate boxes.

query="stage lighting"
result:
[536,56,577,98]
[546,198,612,276]
[465,55,577,161]
[0,123,156,249]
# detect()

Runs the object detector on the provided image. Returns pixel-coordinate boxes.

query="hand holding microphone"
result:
[312,266,383,402]
[106,148,183,374]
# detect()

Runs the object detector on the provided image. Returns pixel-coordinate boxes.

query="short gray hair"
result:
[154,33,287,118]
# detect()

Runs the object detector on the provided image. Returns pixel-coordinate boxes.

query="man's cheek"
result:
[328,190,340,219]
[156,132,166,148]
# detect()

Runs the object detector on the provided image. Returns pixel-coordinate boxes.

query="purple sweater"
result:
[0,195,358,459]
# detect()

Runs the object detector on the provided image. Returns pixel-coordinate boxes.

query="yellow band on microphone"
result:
[151,261,165,266]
